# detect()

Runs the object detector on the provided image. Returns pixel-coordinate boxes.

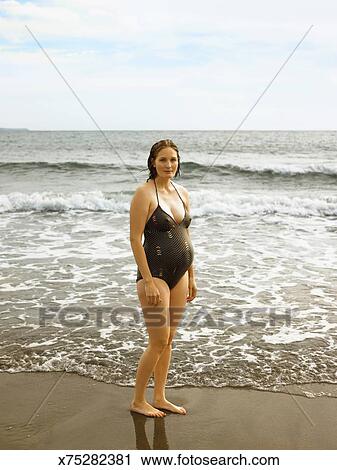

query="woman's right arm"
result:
[130,186,153,283]
[129,186,162,305]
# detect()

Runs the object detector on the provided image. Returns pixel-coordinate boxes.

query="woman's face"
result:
[153,147,179,177]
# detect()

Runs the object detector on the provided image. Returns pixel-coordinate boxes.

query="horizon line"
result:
[0,128,336,132]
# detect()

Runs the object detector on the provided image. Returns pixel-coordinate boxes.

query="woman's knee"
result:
[148,338,170,353]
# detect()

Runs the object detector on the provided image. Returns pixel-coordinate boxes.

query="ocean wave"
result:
[182,161,337,178]
[1,190,337,217]
[1,160,337,178]
[0,161,121,171]
[0,191,128,213]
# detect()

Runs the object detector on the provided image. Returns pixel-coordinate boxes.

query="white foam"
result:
[27,339,58,347]
[262,325,327,344]
[192,191,337,217]
[0,190,128,213]
[1,190,337,217]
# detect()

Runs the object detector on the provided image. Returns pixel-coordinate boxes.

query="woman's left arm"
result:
[184,188,197,302]
[184,188,194,279]
[187,226,195,281]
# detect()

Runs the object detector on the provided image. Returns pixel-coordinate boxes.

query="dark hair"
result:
[146,139,181,181]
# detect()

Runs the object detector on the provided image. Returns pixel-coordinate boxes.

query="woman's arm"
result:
[184,188,195,280]
[129,186,153,283]
[187,247,195,280]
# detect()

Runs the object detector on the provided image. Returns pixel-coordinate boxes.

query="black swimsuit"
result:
[136,179,194,289]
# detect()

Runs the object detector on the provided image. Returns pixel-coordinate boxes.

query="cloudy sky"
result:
[0,0,336,130]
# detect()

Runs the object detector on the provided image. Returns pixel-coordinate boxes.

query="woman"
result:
[129,139,197,418]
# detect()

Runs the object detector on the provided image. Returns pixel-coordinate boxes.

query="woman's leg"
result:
[152,271,188,414]
[130,277,170,417]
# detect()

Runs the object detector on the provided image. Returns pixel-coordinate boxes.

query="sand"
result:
[0,372,336,450]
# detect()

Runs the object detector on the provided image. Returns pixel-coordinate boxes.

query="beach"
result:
[0,371,336,450]
[1,130,337,399]
[1,130,337,450]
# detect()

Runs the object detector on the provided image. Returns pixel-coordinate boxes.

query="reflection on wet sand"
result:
[130,411,169,450]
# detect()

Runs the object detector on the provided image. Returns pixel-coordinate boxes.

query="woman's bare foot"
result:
[129,400,166,418]
[152,398,187,415]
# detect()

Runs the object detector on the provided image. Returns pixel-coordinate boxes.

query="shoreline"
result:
[0,371,336,450]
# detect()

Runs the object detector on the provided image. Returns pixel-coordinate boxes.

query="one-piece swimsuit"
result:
[136,178,194,289]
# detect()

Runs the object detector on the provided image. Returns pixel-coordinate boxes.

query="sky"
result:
[0,0,336,130]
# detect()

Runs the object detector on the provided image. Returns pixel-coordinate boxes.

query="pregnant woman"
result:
[129,139,197,417]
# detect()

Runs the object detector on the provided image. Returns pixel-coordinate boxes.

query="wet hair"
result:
[146,139,181,181]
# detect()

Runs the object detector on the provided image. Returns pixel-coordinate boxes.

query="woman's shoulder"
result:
[133,180,153,198]
[136,180,153,189]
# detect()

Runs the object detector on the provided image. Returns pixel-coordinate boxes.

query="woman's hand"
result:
[186,277,197,302]
[144,280,162,305]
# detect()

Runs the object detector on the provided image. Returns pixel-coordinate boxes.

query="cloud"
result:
[0,0,336,129]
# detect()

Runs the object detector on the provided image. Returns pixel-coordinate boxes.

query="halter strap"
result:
[170,180,186,209]
[153,178,160,205]
[154,178,186,209]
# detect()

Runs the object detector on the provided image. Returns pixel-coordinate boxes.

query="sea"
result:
[0,129,336,399]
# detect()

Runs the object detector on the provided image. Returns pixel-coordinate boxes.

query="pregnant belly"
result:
[144,231,194,270]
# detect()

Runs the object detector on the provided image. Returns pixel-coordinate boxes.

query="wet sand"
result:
[0,372,336,450]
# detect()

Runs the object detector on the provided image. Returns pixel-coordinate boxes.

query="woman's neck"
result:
[154,176,172,191]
